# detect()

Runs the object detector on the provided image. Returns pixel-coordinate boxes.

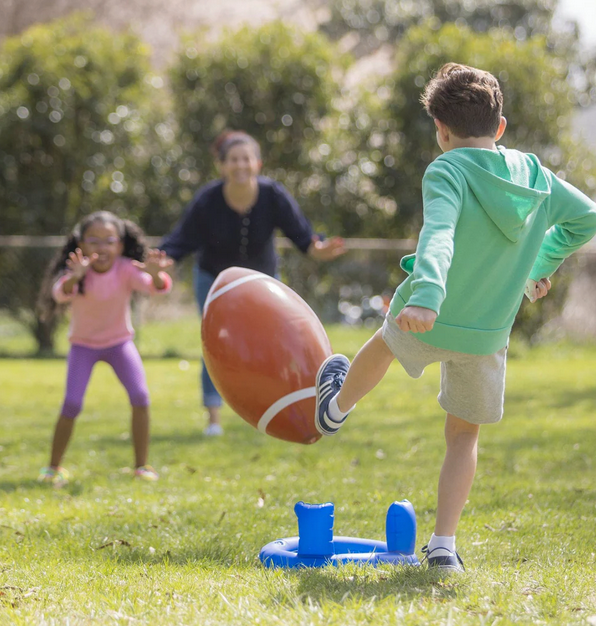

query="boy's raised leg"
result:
[337,329,395,412]
[315,329,395,435]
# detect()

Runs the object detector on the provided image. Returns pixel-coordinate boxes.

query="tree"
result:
[0,15,162,352]
[364,22,596,237]
[367,22,596,336]
[168,21,347,217]
[320,0,569,57]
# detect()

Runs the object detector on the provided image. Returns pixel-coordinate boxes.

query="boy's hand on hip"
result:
[524,277,551,303]
[396,306,437,333]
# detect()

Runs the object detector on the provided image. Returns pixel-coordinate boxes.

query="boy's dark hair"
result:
[421,63,503,138]
[37,211,147,322]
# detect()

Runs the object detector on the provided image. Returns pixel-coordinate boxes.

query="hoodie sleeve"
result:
[529,171,596,281]
[406,163,463,314]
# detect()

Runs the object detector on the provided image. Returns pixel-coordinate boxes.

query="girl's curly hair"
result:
[37,211,148,322]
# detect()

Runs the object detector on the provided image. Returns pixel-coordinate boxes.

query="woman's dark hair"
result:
[211,130,261,162]
[37,211,148,322]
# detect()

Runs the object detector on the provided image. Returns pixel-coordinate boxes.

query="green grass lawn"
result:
[1,320,596,624]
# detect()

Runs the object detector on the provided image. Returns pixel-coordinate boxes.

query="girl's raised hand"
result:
[132,249,174,277]
[65,248,98,280]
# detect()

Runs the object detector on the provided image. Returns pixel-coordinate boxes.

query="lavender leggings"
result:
[61,340,150,419]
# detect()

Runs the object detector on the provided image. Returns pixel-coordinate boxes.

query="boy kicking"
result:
[315,63,596,573]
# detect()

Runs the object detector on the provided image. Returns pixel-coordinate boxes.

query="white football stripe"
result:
[257,387,316,434]
[203,273,269,315]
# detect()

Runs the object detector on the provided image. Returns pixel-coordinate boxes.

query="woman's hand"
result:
[307,236,346,261]
[66,248,98,280]
[396,306,437,333]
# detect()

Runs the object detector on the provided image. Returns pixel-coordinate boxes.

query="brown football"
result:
[201,267,332,444]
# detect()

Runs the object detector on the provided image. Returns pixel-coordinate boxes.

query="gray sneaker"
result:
[421,544,465,574]
[314,354,351,436]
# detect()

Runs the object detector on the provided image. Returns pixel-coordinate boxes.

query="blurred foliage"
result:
[321,0,564,57]
[169,22,346,218]
[0,15,168,351]
[169,20,407,237]
[362,23,596,335]
[1,13,596,351]
[368,22,596,236]
[0,247,60,353]
[0,14,160,235]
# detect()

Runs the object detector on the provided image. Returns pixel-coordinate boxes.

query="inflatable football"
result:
[201,267,332,444]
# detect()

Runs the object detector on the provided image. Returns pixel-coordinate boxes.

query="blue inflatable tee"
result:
[294,501,334,556]
[385,500,416,554]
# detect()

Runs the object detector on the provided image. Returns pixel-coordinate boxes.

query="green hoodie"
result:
[390,146,596,355]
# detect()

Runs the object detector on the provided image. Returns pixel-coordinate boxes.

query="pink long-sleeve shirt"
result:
[52,257,172,348]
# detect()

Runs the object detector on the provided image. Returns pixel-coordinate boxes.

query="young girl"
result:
[38,211,172,486]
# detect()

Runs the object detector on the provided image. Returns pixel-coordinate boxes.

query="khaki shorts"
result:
[382,314,507,425]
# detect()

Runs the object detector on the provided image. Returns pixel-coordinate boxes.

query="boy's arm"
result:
[406,164,463,315]
[529,172,596,281]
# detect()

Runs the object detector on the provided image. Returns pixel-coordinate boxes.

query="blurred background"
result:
[1,0,595,357]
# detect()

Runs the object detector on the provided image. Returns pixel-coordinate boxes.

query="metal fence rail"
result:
[2,235,596,353]
[0,236,418,341]
[0,235,419,251]
[1,235,595,253]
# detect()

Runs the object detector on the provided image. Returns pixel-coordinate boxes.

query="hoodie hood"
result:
[436,147,551,242]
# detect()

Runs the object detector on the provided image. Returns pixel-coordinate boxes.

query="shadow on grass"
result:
[0,479,86,496]
[97,540,244,568]
[0,352,199,361]
[271,565,462,604]
[85,428,269,449]
[506,387,596,411]
[0,478,42,493]
[99,545,463,600]
[489,427,596,453]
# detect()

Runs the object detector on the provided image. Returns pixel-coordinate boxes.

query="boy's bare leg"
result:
[435,413,480,536]
[132,405,150,467]
[336,329,395,413]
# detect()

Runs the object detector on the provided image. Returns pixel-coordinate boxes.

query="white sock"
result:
[428,533,456,553]
[327,396,354,423]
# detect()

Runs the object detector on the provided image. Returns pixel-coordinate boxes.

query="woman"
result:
[161,130,345,435]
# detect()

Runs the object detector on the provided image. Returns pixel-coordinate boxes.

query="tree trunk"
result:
[33,315,57,356]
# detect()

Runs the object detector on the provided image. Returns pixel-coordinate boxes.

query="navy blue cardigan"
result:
[160,177,313,277]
